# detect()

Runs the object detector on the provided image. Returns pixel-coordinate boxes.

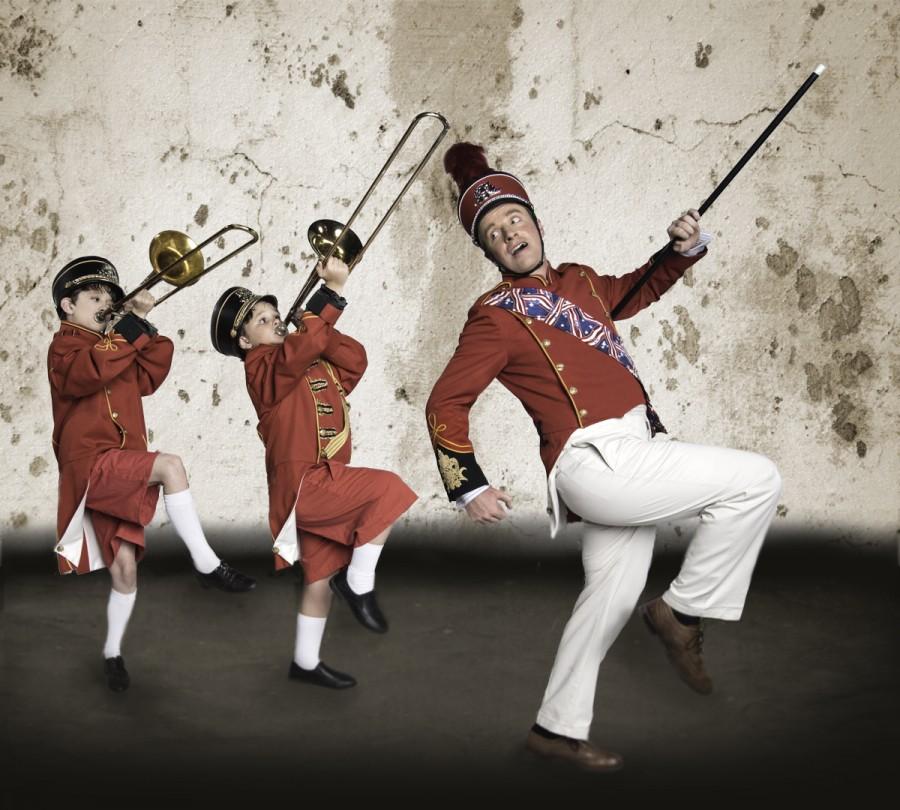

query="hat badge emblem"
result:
[473,181,501,206]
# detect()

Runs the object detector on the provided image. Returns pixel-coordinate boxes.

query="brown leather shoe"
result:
[525,730,624,772]
[640,596,713,694]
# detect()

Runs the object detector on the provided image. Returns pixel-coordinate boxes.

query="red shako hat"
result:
[444,143,534,244]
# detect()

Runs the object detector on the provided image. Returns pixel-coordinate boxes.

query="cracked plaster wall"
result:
[1,0,896,551]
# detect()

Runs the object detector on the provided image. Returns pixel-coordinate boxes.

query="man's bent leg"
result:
[536,523,655,739]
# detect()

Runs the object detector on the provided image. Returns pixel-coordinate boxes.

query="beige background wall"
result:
[1,0,896,549]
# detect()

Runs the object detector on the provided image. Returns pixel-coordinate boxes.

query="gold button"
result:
[112,411,118,418]
[55,544,64,552]
[579,270,585,277]
[272,546,279,555]
[569,386,578,395]
[525,317,533,325]
[542,339,551,347]
[579,408,588,417]
[555,363,564,371]
[106,388,112,394]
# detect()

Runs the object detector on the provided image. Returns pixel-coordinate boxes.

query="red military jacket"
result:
[243,298,367,568]
[47,317,173,572]
[426,249,705,500]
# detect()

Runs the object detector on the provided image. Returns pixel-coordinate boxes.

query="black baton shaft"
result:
[610,66,825,319]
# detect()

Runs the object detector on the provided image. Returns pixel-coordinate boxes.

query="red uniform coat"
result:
[426,249,706,500]
[243,302,369,569]
[47,320,173,573]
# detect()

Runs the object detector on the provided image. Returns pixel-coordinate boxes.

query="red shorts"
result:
[294,463,416,583]
[86,449,159,567]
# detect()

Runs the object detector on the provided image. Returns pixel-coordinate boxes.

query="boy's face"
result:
[60,286,114,331]
[476,202,544,274]
[238,301,284,352]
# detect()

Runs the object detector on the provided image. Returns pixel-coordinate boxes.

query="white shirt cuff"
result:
[676,230,713,257]
[456,484,489,510]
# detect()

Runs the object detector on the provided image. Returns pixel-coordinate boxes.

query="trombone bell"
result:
[308,220,364,266]
[149,230,205,286]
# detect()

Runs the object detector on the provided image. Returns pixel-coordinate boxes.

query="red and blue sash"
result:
[483,286,666,434]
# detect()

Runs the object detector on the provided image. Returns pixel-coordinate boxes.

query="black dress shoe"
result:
[329,567,388,633]
[288,661,356,689]
[196,561,256,592]
[104,656,130,692]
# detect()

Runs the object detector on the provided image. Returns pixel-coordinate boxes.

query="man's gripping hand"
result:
[667,209,702,255]
[464,486,513,525]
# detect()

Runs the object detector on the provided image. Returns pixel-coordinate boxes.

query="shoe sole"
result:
[525,742,624,773]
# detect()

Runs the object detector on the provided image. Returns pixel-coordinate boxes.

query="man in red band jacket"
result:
[426,143,782,772]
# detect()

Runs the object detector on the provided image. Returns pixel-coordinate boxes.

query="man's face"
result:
[476,202,544,274]
[60,286,114,331]
[238,301,284,352]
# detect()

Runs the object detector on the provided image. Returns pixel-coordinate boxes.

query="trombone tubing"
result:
[104,224,259,317]
[153,224,259,306]
[609,64,826,320]
[287,112,450,324]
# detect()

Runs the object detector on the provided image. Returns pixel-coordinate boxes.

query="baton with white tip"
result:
[610,64,826,319]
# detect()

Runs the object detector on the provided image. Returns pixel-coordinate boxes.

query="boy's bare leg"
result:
[330,525,392,633]
[103,541,137,692]
[150,453,255,591]
[291,575,355,689]
[346,525,389,594]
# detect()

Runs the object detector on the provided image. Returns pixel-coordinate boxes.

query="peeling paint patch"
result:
[212,383,221,407]
[395,386,409,402]
[694,42,712,68]
[818,276,861,340]
[512,5,524,27]
[659,305,700,369]
[765,238,798,277]
[29,456,47,476]
[776,504,788,517]
[831,394,858,441]
[630,325,640,343]
[330,69,356,108]
[583,87,602,110]
[10,512,27,529]
[856,440,866,458]
[0,14,55,82]
[795,265,816,311]
[178,389,190,403]
[0,403,11,422]
[810,3,825,20]
[194,204,209,227]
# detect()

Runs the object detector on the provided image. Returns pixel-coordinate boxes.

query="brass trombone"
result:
[282,111,450,328]
[97,223,259,322]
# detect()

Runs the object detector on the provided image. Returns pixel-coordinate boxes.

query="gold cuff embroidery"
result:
[437,449,468,491]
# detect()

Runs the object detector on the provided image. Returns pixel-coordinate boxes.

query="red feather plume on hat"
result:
[444,142,494,195]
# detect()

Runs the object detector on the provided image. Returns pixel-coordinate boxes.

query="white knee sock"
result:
[163,489,220,574]
[103,589,136,659]
[346,542,384,595]
[294,613,327,670]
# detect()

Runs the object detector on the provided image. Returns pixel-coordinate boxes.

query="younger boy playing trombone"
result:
[211,257,415,688]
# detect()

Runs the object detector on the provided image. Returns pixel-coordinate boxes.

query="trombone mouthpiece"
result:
[814,64,826,75]
[274,322,289,338]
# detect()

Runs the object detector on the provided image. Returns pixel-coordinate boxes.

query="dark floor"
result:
[1,531,898,806]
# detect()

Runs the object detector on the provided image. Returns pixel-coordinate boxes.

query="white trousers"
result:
[535,406,782,739]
